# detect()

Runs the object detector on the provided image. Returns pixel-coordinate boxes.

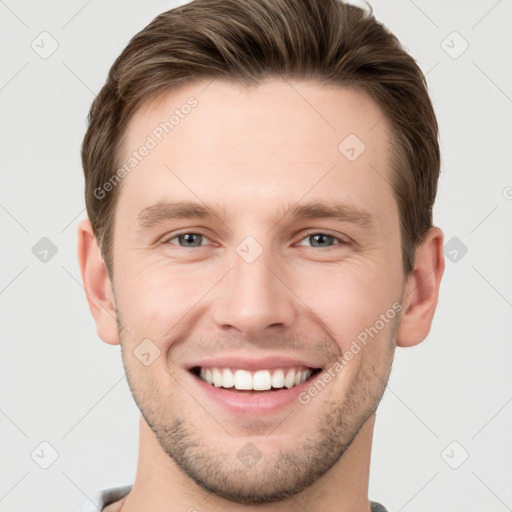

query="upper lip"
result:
[185,355,325,372]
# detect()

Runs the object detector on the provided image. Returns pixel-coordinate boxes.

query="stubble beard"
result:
[117,312,397,505]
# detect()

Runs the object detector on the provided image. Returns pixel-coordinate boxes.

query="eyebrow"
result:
[285,201,375,230]
[137,201,226,229]
[136,199,376,231]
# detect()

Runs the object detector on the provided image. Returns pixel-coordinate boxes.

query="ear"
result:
[397,226,445,347]
[77,219,119,345]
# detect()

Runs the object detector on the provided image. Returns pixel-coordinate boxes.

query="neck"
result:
[115,414,376,512]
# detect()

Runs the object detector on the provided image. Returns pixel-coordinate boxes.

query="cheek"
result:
[114,238,402,347]
[289,261,400,350]
[114,258,217,336]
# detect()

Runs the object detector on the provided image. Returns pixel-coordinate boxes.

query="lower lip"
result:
[187,370,318,415]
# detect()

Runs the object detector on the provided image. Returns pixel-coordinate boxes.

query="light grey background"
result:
[1,1,511,511]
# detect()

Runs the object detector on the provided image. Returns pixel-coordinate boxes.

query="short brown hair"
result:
[82,0,440,277]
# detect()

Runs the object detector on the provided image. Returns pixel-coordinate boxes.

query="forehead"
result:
[117,79,395,226]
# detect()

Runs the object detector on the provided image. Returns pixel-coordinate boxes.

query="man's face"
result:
[111,79,405,503]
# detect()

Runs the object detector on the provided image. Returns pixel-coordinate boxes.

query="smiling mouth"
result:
[190,366,323,393]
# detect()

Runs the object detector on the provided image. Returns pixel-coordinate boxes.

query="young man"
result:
[76,0,444,510]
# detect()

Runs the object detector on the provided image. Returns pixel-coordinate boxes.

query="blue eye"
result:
[297,233,343,248]
[165,232,346,249]
[168,233,207,248]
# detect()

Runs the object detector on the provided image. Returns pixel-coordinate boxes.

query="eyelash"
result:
[296,231,348,248]
[164,230,349,249]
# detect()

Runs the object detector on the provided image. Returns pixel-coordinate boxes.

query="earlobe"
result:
[77,219,120,345]
[396,227,445,347]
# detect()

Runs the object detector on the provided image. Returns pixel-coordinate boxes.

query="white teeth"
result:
[271,369,285,388]
[197,366,314,391]
[222,368,234,389]
[200,368,214,384]
[234,369,252,390]
[212,368,223,387]
[284,369,296,388]
[253,370,272,390]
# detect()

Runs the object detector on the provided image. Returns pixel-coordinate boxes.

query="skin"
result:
[78,79,444,512]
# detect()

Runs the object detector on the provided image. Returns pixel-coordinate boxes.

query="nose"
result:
[210,243,297,338]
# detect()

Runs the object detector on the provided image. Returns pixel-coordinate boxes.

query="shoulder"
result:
[75,485,132,512]
[370,501,389,512]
